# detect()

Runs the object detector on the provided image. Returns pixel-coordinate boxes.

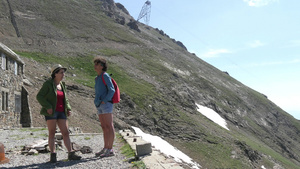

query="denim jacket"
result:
[94,72,115,107]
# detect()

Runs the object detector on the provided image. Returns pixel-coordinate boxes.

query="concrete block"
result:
[120,131,134,138]
[136,142,152,157]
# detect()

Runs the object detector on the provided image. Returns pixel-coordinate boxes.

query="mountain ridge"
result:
[1,0,300,168]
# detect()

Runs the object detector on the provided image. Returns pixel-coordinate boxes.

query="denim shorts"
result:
[45,111,67,121]
[97,102,113,114]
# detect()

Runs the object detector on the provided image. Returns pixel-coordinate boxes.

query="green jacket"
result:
[36,78,71,117]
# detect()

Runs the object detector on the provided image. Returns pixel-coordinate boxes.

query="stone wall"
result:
[0,42,30,128]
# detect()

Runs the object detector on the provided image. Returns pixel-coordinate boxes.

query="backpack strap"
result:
[101,73,107,86]
[101,73,113,103]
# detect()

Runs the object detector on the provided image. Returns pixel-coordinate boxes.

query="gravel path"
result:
[0,128,132,169]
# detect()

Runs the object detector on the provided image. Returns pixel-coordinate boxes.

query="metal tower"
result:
[137,1,151,25]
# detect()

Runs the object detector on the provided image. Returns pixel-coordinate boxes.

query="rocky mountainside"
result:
[1,0,300,168]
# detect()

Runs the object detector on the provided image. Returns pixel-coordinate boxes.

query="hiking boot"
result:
[99,149,114,158]
[50,153,57,163]
[68,151,81,160]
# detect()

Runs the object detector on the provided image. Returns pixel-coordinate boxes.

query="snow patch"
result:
[196,103,229,130]
[132,126,201,169]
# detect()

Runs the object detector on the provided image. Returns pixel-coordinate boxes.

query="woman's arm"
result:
[102,73,115,103]
[36,81,52,110]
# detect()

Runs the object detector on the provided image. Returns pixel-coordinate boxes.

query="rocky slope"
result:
[1,0,300,168]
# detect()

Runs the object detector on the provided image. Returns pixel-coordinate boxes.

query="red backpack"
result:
[101,73,120,104]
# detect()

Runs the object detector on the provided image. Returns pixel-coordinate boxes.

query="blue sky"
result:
[114,0,300,120]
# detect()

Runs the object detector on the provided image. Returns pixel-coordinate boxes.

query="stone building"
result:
[0,42,31,128]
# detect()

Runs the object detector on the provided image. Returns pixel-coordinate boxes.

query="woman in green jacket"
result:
[36,64,81,163]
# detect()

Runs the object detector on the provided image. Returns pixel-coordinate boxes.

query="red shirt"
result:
[55,90,65,112]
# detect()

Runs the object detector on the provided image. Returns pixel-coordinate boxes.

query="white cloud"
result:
[201,48,232,58]
[243,0,278,7]
[247,40,265,48]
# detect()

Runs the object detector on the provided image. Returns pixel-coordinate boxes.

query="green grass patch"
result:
[16,51,96,87]
[116,134,136,158]
[39,133,48,137]
[16,51,161,110]
[20,128,47,132]
[116,133,146,169]
[123,48,174,79]
[9,134,25,140]
[238,136,300,169]
[131,161,146,169]
[16,137,25,140]
[98,48,123,56]
[106,63,158,108]
[120,143,136,158]
[103,27,141,44]
[183,141,247,169]
[16,51,63,63]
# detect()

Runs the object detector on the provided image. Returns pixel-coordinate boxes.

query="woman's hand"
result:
[67,110,72,116]
[47,109,53,115]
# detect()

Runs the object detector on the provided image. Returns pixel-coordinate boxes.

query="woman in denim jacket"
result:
[93,57,116,158]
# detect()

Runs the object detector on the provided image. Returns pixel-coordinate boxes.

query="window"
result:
[1,91,4,111]
[6,56,9,70]
[14,61,18,75]
[1,52,5,70]
[15,94,21,113]
[16,63,23,75]
[19,63,22,75]
[1,91,9,111]
[1,91,3,110]
[5,92,8,111]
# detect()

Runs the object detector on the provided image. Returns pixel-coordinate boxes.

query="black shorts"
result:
[45,111,67,121]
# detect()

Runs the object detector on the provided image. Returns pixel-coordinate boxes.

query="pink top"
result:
[55,90,65,112]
